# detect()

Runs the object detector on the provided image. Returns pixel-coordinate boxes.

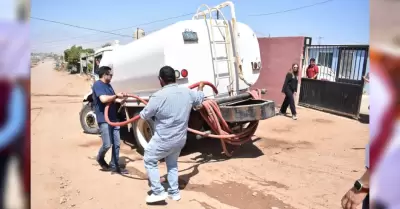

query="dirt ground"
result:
[31,60,368,209]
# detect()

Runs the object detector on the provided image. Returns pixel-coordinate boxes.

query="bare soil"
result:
[31,60,368,209]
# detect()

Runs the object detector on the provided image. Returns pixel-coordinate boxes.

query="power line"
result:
[32,12,194,45]
[31,32,131,48]
[31,28,161,51]
[30,16,133,38]
[248,0,334,16]
[317,36,324,44]
[32,36,129,50]
[32,33,117,48]
[32,1,335,50]
[32,27,162,49]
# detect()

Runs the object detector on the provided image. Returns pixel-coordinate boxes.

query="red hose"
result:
[104,81,260,156]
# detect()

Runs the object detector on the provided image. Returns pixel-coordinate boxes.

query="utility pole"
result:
[317,36,323,45]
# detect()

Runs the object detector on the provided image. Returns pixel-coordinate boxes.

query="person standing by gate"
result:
[306,58,319,79]
[277,63,299,120]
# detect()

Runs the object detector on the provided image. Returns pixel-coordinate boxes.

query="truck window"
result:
[94,56,102,75]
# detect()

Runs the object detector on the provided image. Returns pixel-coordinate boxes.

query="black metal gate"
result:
[299,43,369,118]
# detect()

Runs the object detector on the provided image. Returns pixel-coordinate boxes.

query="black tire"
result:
[79,103,99,134]
[132,113,154,155]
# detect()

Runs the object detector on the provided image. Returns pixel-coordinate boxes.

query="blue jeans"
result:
[97,123,121,170]
[0,152,10,207]
[362,194,369,209]
[144,139,183,196]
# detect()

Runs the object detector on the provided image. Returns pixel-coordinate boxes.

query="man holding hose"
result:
[92,66,128,174]
[140,66,205,203]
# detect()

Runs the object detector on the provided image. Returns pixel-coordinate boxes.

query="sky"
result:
[30,0,369,53]
[0,0,17,21]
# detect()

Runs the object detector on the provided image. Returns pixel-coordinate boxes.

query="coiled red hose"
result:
[104,81,260,156]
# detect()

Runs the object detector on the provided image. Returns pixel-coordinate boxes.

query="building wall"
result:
[252,36,305,106]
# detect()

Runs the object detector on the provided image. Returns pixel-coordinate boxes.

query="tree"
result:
[87,63,93,73]
[85,48,95,54]
[63,45,94,65]
[63,49,70,62]
[102,42,112,48]
[66,45,82,64]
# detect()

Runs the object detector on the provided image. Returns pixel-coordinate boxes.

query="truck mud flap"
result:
[219,99,275,123]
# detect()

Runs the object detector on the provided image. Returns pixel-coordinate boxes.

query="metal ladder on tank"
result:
[193,4,235,95]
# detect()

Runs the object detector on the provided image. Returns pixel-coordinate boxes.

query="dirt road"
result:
[31,60,368,209]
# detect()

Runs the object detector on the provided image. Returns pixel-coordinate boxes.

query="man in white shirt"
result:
[368,49,400,209]
[341,71,372,209]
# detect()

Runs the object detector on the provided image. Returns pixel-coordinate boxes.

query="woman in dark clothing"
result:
[278,63,299,120]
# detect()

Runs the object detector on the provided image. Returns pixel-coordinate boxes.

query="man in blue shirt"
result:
[140,66,205,203]
[92,66,128,174]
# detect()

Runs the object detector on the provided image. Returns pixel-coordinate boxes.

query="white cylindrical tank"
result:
[109,19,261,98]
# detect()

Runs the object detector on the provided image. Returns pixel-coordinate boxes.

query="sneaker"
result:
[292,115,297,120]
[168,194,181,201]
[276,112,286,116]
[146,192,168,203]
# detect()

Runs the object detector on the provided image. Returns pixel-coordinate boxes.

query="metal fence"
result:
[299,78,365,117]
[299,44,369,118]
[301,45,369,83]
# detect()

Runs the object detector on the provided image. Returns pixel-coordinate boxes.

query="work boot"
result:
[96,159,110,171]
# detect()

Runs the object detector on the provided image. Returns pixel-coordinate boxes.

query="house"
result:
[304,45,369,82]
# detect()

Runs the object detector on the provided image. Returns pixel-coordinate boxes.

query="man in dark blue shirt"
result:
[92,66,128,174]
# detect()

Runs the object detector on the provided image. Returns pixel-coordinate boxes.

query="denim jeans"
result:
[97,122,121,170]
[0,135,26,207]
[362,194,369,209]
[0,153,10,207]
[144,139,183,196]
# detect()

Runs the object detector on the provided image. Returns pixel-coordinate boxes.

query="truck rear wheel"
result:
[79,104,99,134]
[132,115,154,155]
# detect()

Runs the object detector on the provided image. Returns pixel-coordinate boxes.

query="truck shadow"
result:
[160,138,263,192]
[119,127,137,148]
[118,127,263,190]
[120,127,264,161]
[182,135,264,160]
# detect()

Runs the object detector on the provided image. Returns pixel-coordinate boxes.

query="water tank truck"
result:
[79,1,276,156]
